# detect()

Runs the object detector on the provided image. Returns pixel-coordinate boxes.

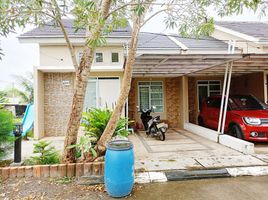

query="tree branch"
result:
[141,8,168,27]
[51,0,79,72]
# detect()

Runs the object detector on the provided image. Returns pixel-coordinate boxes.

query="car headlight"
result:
[243,117,261,125]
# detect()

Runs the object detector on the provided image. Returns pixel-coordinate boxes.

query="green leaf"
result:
[91,148,97,157]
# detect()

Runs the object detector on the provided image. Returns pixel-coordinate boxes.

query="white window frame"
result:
[197,80,221,111]
[111,52,119,63]
[95,52,103,63]
[138,81,164,113]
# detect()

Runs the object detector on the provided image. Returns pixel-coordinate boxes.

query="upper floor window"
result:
[112,53,119,63]
[95,53,103,63]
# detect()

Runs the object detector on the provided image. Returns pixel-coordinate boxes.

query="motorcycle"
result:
[138,106,168,141]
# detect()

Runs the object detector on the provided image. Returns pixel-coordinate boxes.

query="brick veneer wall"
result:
[231,72,265,101]
[128,77,181,129]
[44,73,75,136]
[128,79,137,124]
[165,78,180,127]
[0,162,104,180]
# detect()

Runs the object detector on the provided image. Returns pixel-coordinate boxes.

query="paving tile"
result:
[148,172,167,182]
[196,155,267,168]
[135,158,203,171]
[253,154,268,163]
[135,172,150,184]
[165,169,230,181]
[226,166,268,176]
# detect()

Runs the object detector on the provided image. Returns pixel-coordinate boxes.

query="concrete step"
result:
[165,169,230,181]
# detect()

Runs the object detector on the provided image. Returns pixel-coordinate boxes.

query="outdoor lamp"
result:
[14,123,23,136]
[13,123,23,163]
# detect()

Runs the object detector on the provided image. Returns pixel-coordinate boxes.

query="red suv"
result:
[198,95,268,142]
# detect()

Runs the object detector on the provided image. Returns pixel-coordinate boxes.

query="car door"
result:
[209,98,221,130]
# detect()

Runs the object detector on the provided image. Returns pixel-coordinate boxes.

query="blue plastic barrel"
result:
[104,140,134,198]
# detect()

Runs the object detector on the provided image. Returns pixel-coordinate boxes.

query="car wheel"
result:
[198,116,205,127]
[228,124,244,139]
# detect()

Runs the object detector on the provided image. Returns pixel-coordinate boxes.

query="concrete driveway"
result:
[129,129,268,171]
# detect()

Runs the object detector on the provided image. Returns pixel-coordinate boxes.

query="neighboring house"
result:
[19,20,268,139]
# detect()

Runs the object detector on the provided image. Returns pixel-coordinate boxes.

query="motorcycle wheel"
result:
[159,129,165,141]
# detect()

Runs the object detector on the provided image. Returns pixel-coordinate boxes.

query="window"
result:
[138,82,164,112]
[77,52,83,62]
[95,53,103,63]
[197,80,221,110]
[112,53,119,63]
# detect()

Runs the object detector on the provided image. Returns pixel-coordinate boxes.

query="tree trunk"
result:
[97,14,145,155]
[62,49,93,163]
[62,0,112,163]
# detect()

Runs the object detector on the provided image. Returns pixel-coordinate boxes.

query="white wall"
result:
[39,45,125,69]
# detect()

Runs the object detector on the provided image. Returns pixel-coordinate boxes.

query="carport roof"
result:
[190,54,268,76]
[133,53,268,77]
[133,54,243,77]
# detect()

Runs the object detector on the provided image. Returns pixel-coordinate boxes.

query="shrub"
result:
[81,108,131,140]
[0,109,14,159]
[68,136,97,160]
[25,141,60,165]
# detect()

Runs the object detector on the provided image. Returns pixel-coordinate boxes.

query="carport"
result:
[133,51,268,131]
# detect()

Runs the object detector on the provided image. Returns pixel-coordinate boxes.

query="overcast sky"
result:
[0,7,268,90]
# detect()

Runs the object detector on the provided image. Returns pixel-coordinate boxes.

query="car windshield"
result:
[229,95,264,110]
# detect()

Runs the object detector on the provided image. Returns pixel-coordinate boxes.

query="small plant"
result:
[0,109,14,160]
[81,108,132,140]
[25,141,60,165]
[54,176,73,184]
[68,136,97,160]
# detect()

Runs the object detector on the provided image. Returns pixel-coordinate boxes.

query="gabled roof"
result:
[215,21,268,41]
[19,19,132,38]
[171,35,228,50]
[137,32,180,49]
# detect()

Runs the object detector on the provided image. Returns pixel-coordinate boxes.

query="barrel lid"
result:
[107,140,133,151]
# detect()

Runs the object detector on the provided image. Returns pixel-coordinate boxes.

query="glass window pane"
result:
[151,82,162,85]
[139,82,150,85]
[151,86,162,93]
[139,87,150,110]
[198,81,208,84]
[151,99,163,105]
[95,53,103,62]
[112,53,119,62]
[154,106,163,112]
[151,93,163,99]
[209,84,220,90]
[209,81,220,84]
[84,81,97,110]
